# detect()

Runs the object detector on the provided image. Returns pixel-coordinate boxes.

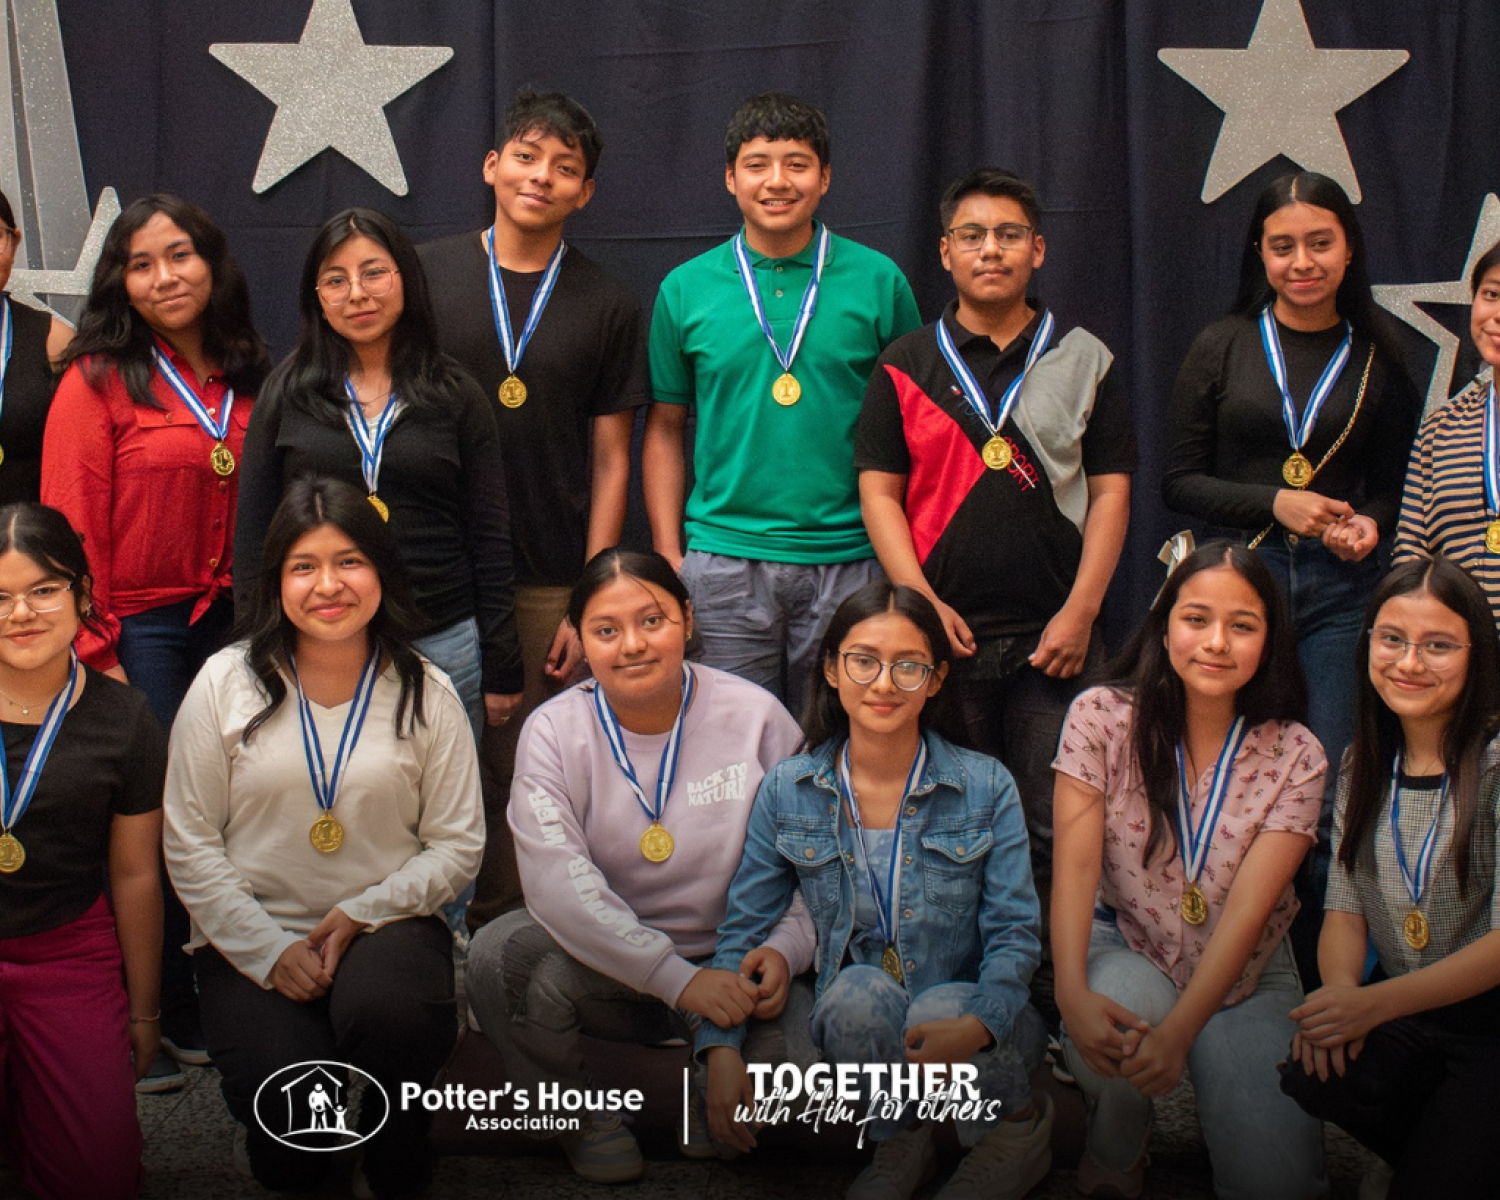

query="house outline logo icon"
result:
[252,1060,390,1152]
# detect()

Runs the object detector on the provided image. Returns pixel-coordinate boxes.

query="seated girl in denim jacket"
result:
[1052,542,1326,1199]
[701,581,1051,1200]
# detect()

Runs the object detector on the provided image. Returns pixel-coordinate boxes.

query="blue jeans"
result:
[1062,919,1325,1200]
[412,617,483,743]
[678,551,882,717]
[810,964,1046,1147]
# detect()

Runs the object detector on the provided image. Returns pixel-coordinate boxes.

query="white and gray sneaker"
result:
[935,1091,1054,1199]
[846,1124,937,1200]
[556,1114,645,1184]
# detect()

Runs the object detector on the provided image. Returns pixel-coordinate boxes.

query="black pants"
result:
[1279,996,1500,1199]
[195,917,455,1197]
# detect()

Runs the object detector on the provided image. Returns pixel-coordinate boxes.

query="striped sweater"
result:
[1394,369,1500,624]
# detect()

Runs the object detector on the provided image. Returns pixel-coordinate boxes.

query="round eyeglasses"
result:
[1368,629,1470,669]
[839,652,936,691]
[0,582,71,619]
[315,266,399,306]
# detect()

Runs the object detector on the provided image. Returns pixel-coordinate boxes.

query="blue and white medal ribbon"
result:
[485,228,566,409]
[1173,716,1248,924]
[152,346,237,477]
[0,649,78,873]
[732,222,829,406]
[936,307,1054,471]
[1389,751,1446,950]
[591,664,695,862]
[838,738,928,982]
[342,379,400,520]
[291,650,381,853]
[1482,385,1500,554]
[1258,305,1351,488]
[0,297,14,467]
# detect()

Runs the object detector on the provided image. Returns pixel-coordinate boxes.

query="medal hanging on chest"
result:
[733,224,828,407]
[1174,717,1248,925]
[292,651,380,853]
[0,651,77,874]
[592,665,695,863]
[153,346,238,476]
[936,309,1054,473]
[485,228,566,409]
[1258,306,1351,490]
[1388,752,1446,952]
[344,380,401,521]
[838,741,928,983]
[1480,385,1500,555]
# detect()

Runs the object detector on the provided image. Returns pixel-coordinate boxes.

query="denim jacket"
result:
[696,730,1041,1056]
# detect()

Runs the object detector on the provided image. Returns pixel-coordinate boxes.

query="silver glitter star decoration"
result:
[1159,0,1407,203]
[210,0,452,196]
[1375,195,1500,418]
[8,187,120,314]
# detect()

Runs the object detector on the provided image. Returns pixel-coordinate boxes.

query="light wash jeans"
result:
[467,911,817,1126]
[412,616,484,743]
[678,551,882,718]
[810,964,1046,1146]
[1061,918,1326,1200]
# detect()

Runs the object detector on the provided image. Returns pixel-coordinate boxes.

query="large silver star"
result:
[9,187,120,316]
[210,0,452,196]
[1375,195,1500,418]
[1159,0,1407,203]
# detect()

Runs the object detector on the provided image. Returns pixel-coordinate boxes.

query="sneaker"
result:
[161,1008,213,1067]
[1047,1037,1076,1086]
[556,1115,644,1184]
[678,1085,718,1160]
[231,1124,252,1180]
[936,1091,1054,1200]
[847,1124,936,1200]
[1358,1158,1395,1200]
[135,1050,186,1095]
[1076,1145,1147,1199]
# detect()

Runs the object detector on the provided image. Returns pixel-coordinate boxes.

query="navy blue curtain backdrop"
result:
[56,1,1500,632]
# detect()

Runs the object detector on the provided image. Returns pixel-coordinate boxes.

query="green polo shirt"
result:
[650,225,921,563]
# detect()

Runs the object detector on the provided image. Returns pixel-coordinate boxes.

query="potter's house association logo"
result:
[252,1060,390,1152]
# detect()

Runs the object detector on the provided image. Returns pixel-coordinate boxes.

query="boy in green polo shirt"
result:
[644,92,920,714]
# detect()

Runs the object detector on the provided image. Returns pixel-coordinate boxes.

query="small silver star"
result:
[1159,0,1408,203]
[1375,195,1500,417]
[210,0,452,196]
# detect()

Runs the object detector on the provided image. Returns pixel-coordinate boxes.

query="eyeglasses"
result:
[944,223,1033,252]
[1369,629,1470,669]
[839,652,936,691]
[315,266,399,305]
[0,582,71,619]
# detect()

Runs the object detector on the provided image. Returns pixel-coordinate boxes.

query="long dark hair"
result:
[1232,171,1404,363]
[60,194,269,408]
[1340,558,1500,890]
[802,582,957,750]
[265,207,460,428]
[1103,541,1307,867]
[0,502,106,643]
[237,477,429,741]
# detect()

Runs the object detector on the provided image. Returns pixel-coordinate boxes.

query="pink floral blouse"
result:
[1054,686,1326,1004]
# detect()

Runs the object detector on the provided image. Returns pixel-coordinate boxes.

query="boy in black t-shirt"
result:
[420,91,648,927]
[856,169,1137,924]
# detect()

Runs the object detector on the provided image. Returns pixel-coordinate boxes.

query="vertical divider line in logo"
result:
[682,1066,689,1144]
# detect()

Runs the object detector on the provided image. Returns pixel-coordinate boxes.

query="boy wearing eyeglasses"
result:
[855,168,1136,923]
[643,92,920,718]
[420,90,648,928]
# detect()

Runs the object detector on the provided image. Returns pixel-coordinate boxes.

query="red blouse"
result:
[41,345,251,670]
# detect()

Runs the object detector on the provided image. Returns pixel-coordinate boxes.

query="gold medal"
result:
[210,441,236,477]
[981,436,1013,471]
[1282,451,1313,488]
[771,372,801,406]
[1403,908,1429,951]
[1487,520,1500,555]
[0,442,7,466]
[498,374,527,409]
[881,945,904,983]
[0,831,23,873]
[1180,882,1208,925]
[309,815,344,854]
[368,494,389,521]
[640,822,674,863]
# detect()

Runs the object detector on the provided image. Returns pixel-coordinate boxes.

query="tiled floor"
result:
[132,1063,1379,1199]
